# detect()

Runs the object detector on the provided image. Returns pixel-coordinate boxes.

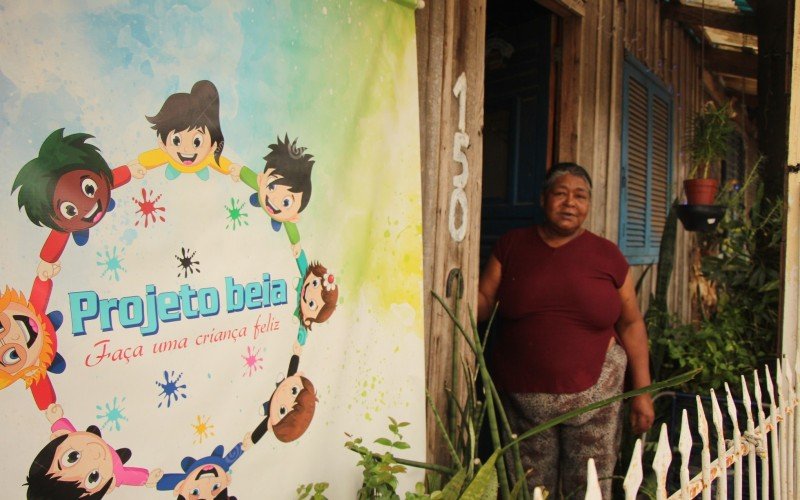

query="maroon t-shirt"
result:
[490,226,629,394]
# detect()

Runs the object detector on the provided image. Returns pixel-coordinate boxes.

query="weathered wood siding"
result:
[569,0,713,319]
[414,0,756,464]
[416,0,486,466]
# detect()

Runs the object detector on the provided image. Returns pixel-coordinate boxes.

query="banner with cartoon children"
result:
[0,1,425,498]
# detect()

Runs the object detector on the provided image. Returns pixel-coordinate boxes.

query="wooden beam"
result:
[702,68,728,105]
[662,2,757,35]
[705,47,758,79]
[535,0,584,18]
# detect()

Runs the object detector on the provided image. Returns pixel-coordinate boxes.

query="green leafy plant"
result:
[344,418,431,500]
[651,170,780,393]
[687,101,736,179]
[296,482,330,500]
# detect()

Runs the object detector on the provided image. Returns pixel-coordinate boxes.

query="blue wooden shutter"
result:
[619,55,673,264]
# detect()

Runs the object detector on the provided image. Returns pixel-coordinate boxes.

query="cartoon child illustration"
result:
[229,134,314,240]
[132,80,234,181]
[250,342,317,444]
[0,277,65,410]
[293,252,338,346]
[156,439,250,500]
[13,129,133,280]
[26,403,162,498]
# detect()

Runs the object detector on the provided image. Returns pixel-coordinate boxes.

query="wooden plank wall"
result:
[415,0,487,466]
[572,0,709,319]
[413,0,754,466]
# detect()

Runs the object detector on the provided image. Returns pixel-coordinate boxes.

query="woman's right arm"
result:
[477,255,502,322]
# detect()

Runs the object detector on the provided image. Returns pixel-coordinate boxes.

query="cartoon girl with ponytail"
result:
[131,80,236,181]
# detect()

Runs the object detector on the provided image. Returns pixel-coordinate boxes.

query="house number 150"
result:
[449,72,469,242]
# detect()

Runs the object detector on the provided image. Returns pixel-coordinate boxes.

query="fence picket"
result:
[710,389,728,499]
[623,439,643,500]
[784,363,795,500]
[766,365,781,499]
[653,424,672,500]
[697,395,713,500]
[754,370,770,500]
[678,410,692,499]
[724,383,743,499]
[777,361,789,499]
[585,458,602,500]
[740,375,757,500]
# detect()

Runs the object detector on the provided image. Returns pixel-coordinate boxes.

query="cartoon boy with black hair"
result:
[13,129,132,280]
[132,80,236,181]
[248,342,317,445]
[156,438,251,500]
[229,134,314,241]
[26,404,162,499]
[0,277,65,410]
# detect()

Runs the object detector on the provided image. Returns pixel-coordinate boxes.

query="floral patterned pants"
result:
[502,343,627,498]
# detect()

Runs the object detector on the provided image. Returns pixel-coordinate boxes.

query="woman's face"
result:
[542,173,590,235]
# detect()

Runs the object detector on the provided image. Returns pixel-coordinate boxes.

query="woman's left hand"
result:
[630,393,655,434]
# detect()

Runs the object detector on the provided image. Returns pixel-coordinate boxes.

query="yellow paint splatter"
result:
[192,415,215,444]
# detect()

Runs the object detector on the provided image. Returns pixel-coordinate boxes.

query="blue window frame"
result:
[619,54,673,265]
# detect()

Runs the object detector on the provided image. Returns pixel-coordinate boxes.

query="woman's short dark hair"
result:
[543,162,593,194]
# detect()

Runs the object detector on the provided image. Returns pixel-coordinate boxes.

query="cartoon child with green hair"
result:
[12,129,133,280]
[131,80,238,181]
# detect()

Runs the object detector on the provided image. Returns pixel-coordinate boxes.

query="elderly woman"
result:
[477,163,654,496]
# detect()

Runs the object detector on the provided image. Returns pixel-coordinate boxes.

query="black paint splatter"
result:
[175,247,200,278]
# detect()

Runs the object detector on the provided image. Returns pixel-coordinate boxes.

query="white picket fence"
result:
[568,357,800,499]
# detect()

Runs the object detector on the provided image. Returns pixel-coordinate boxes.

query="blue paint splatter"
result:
[120,228,138,245]
[96,246,126,281]
[96,396,128,432]
[156,370,188,409]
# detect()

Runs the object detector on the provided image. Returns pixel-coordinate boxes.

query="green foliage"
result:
[652,174,781,393]
[344,418,420,500]
[701,179,781,341]
[297,482,330,500]
[687,101,736,178]
[650,311,761,392]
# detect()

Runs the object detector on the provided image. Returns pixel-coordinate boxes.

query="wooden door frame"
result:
[536,0,584,164]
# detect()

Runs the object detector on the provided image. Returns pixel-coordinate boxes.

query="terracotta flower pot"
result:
[684,178,719,205]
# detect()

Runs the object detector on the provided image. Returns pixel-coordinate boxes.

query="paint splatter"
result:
[96,396,128,432]
[225,197,249,230]
[192,415,215,444]
[120,228,137,245]
[156,370,188,409]
[96,246,126,281]
[175,247,200,278]
[242,345,264,377]
[133,188,166,228]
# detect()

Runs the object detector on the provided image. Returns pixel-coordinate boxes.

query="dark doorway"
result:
[480,3,555,266]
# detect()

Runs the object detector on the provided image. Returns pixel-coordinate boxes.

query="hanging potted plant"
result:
[678,101,735,231]
[684,100,735,204]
